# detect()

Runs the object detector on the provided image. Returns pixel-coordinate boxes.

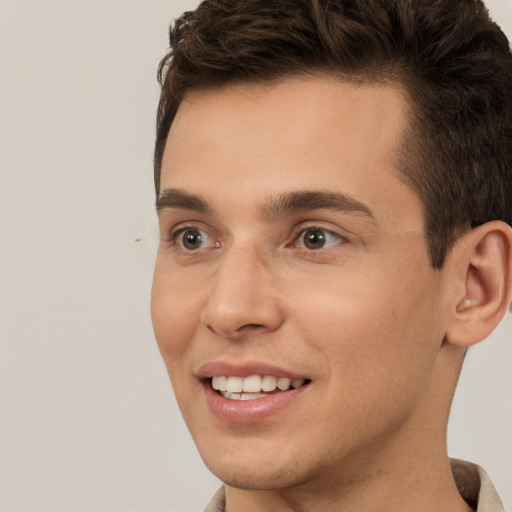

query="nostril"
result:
[206,322,267,338]
[237,323,265,332]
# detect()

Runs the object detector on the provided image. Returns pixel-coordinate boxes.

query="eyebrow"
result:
[156,188,375,221]
[156,188,213,214]
[260,190,375,221]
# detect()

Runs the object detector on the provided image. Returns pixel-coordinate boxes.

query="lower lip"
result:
[202,382,309,424]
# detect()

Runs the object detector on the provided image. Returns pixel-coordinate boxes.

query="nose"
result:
[200,244,284,339]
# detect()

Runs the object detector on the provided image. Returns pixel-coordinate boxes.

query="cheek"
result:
[306,300,438,452]
[150,267,208,424]
[150,262,201,369]
[290,260,442,404]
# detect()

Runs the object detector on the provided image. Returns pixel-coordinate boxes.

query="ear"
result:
[445,221,512,348]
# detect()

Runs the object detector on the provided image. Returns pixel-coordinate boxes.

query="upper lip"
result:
[196,360,309,380]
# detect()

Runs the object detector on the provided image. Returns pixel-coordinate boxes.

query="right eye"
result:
[174,228,217,251]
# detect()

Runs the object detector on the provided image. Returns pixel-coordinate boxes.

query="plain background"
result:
[0,1,511,511]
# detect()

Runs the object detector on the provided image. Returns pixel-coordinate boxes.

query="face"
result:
[151,77,450,491]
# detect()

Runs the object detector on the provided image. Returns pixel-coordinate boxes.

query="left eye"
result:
[176,228,216,251]
[294,227,344,250]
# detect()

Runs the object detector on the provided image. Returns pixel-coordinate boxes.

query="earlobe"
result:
[446,221,512,348]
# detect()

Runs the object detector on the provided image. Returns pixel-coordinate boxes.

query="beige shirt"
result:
[204,459,505,512]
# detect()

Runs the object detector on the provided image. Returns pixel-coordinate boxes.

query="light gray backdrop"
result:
[1,1,511,510]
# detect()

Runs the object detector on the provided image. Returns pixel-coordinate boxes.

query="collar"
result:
[451,458,505,512]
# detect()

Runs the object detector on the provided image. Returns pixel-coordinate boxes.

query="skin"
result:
[151,77,481,512]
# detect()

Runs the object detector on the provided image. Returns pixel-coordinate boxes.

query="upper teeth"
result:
[212,375,305,393]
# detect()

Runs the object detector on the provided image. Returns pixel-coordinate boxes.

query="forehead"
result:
[160,77,423,231]
[166,77,410,165]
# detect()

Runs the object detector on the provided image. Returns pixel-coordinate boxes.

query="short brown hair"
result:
[154,0,512,268]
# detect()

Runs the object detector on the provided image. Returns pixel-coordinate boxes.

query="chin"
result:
[206,460,305,491]
[197,438,316,491]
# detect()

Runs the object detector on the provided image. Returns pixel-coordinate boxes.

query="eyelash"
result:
[166,224,347,253]
[291,226,346,251]
[167,225,218,251]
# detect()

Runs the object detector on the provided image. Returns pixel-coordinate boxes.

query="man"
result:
[150,1,512,510]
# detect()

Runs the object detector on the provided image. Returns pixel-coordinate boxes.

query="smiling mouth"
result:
[210,375,310,400]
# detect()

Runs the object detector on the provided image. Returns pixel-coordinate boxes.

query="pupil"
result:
[304,229,325,249]
[183,230,201,250]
